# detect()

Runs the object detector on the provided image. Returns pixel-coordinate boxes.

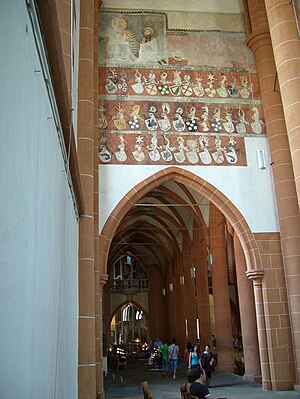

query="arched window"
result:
[136,310,143,320]
[122,304,131,321]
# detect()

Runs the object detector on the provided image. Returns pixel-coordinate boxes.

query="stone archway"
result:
[99,166,264,384]
[99,166,262,275]
[109,301,149,347]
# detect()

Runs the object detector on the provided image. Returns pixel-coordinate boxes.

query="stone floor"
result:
[104,357,300,399]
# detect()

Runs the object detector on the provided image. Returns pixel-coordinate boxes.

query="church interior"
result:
[2,0,300,398]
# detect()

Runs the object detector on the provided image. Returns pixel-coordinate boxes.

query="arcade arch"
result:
[99,167,262,274]
[110,301,149,346]
[100,167,262,381]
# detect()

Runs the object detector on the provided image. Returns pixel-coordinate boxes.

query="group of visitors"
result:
[141,336,222,398]
[146,338,180,379]
[184,343,215,387]
[180,342,218,398]
[146,337,216,387]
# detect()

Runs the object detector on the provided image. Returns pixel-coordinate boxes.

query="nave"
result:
[104,357,300,399]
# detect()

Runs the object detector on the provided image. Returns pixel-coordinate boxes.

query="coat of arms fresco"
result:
[98,11,264,167]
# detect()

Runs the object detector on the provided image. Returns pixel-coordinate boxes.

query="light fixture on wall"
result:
[185,319,188,338]
[180,275,185,285]
[162,288,166,296]
[208,253,214,267]
[256,149,267,170]
[196,318,200,340]
[169,283,174,292]
[190,267,196,278]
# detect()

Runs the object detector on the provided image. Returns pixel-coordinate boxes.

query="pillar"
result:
[94,1,102,396]
[247,273,272,389]
[233,233,261,381]
[180,238,197,345]
[210,205,235,371]
[264,0,300,387]
[77,0,97,397]
[246,0,300,388]
[96,276,108,399]
[94,2,109,396]
[264,0,300,208]
[194,227,212,346]
[177,249,192,345]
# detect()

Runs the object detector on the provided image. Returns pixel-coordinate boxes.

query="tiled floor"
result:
[104,357,300,399]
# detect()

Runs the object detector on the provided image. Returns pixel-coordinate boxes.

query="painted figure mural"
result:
[138,27,160,63]
[99,12,166,65]
[107,16,139,62]
[98,11,264,167]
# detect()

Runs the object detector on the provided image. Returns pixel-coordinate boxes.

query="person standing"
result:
[189,344,201,369]
[153,337,163,368]
[200,345,214,387]
[168,338,180,380]
[196,339,202,353]
[160,340,169,377]
[153,337,163,349]
[184,342,193,368]
[233,335,238,351]
[146,339,154,366]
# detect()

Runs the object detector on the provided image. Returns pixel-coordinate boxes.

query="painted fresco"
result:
[98,99,264,136]
[99,12,167,65]
[98,11,264,166]
[98,133,245,166]
[166,34,255,68]
[99,67,260,99]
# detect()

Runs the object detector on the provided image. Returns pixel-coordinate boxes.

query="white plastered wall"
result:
[0,2,78,398]
[99,137,279,234]
[101,0,245,32]
[102,0,243,13]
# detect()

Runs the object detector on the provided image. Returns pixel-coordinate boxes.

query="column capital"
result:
[99,273,108,288]
[247,31,271,53]
[246,270,264,281]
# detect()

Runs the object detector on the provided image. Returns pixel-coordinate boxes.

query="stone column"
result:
[210,205,235,371]
[131,304,135,341]
[246,0,300,387]
[264,0,300,208]
[96,275,108,399]
[94,1,102,396]
[263,0,300,386]
[96,4,106,396]
[233,233,261,381]
[194,228,212,346]
[180,240,197,345]
[77,0,97,397]
[247,272,271,390]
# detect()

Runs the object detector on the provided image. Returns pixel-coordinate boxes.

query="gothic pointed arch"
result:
[99,166,262,276]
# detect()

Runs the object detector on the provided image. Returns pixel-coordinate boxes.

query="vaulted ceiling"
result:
[107,181,210,274]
